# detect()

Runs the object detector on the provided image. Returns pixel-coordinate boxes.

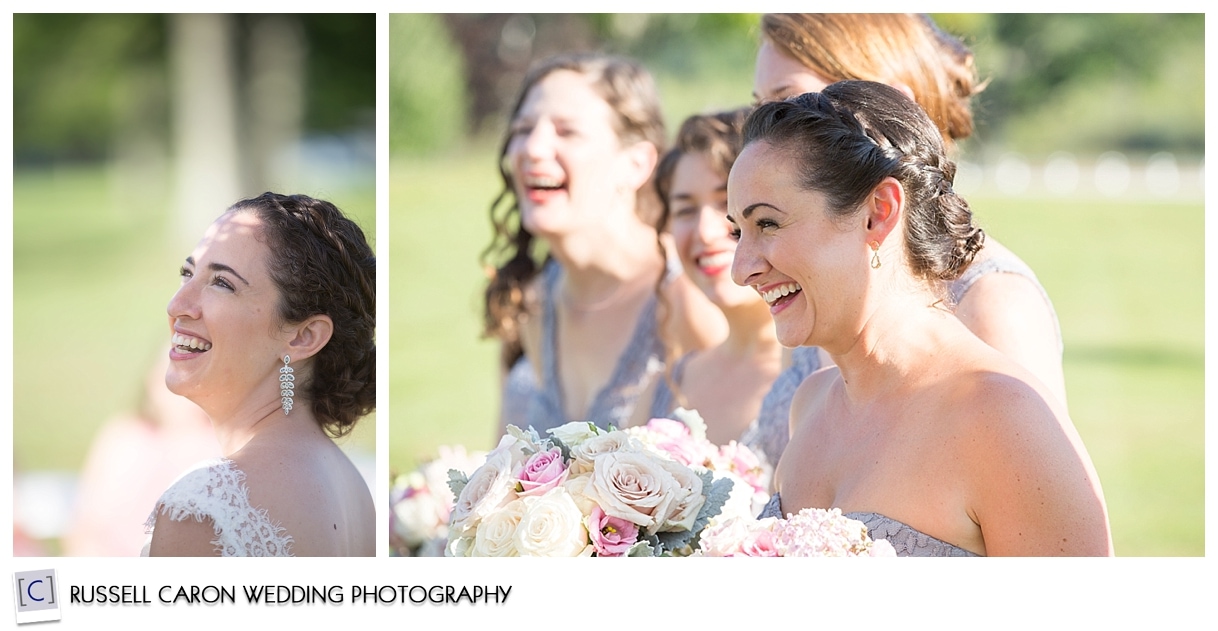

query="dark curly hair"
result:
[743,81,984,283]
[227,192,376,437]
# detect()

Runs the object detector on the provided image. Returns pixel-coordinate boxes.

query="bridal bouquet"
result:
[625,409,772,520]
[389,445,487,557]
[445,420,735,557]
[697,508,897,557]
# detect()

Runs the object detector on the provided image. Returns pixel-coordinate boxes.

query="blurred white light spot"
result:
[1144,152,1180,197]
[994,154,1031,196]
[1043,151,1079,196]
[1094,151,1131,197]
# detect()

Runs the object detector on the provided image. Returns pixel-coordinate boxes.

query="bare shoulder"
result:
[789,364,839,434]
[232,439,375,556]
[955,268,1067,406]
[951,367,1111,555]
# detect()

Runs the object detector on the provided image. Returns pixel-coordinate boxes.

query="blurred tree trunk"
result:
[170,13,242,246]
[246,14,306,192]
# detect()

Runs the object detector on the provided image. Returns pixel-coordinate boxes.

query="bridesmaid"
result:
[627,108,783,454]
[484,52,725,435]
[751,14,1068,469]
[736,83,1111,555]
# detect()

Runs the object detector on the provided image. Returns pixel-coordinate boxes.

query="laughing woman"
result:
[145,192,376,557]
[735,84,1111,556]
[486,53,725,435]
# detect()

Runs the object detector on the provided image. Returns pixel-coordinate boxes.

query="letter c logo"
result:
[26,579,44,602]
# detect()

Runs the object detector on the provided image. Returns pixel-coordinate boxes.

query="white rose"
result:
[561,474,599,516]
[569,431,640,476]
[547,421,602,449]
[449,449,516,536]
[585,451,678,535]
[392,489,446,546]
[708,471,755,525]
[656,459,705,533]
[445,534,475,557]
[471,498,527,557]
[514,489,590,556]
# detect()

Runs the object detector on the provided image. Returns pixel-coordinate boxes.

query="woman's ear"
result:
[865,177,903,246]
[285,314,334,362]
[620,140,659,193]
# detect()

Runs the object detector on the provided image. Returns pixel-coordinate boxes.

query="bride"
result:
[145,192,376,556]
[732,83,1111,555]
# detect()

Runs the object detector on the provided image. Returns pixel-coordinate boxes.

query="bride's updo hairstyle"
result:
[228,192,376,438]
[743,81,984,283]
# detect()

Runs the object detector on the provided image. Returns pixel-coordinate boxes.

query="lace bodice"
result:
[501,260,668,435]
[758,493,978,557]
[143,458,293,557]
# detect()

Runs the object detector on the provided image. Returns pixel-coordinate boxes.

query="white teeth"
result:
[759,282,802,305]
[172,332,212,352]
[525,176,564,189]
[697,252,734,268]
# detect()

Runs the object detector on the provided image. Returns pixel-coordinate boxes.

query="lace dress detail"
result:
[750,246,1062,468]
[758,493,977,557]
[501,260,668,435]
[143,458,293,557]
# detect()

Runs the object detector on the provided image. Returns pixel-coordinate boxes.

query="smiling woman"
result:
[734,83,1112,556]
[146,192,376,557]
[482,52,725,437]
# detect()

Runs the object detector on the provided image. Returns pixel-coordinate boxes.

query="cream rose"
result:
[449,449,516,536]
[568,431,640,476]
[513,489,590,556]
[656,459,706,533]
[471,498,527,557]
[585,451,679,534]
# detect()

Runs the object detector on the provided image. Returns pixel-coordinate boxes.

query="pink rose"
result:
[515,447,569,497]
[587,505,639,557]
[713,441,769,494]
[737,526,781,557]
[635,418,707,466]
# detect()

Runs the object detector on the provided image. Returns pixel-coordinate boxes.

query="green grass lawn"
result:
[12,165,377,476]
[389,146,1204,557]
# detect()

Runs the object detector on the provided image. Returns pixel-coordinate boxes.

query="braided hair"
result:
[743,81,984,282]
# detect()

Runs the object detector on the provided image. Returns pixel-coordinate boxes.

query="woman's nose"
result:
[166,279,200,321]
[520,122,557,160]
[730,234,765,288]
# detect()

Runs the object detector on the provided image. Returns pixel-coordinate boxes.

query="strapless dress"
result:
[758,493,978,557]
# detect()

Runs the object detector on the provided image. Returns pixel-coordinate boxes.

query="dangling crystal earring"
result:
[279,355,295,415]
[869,241,882,269]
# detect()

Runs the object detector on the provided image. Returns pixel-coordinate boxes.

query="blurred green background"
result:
[12,14,376,556]
[388,14,1204,556]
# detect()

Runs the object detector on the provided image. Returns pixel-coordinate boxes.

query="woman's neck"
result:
[548,216,664,308]
[200,386,320,456]
[828,292,962,404]
[717,298,782,358]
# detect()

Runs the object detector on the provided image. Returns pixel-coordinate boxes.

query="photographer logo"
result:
[12,569,60,624]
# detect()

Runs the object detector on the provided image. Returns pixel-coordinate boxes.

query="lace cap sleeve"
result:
[144,458,293,557]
